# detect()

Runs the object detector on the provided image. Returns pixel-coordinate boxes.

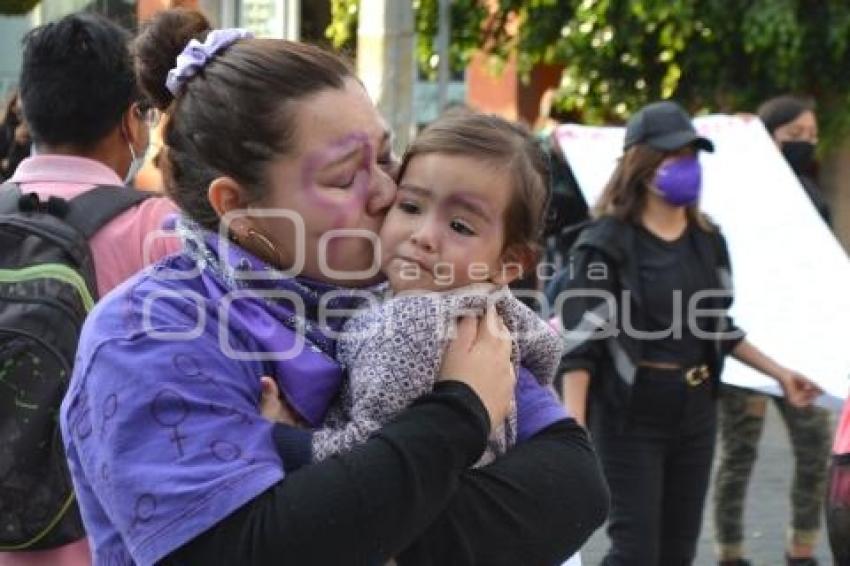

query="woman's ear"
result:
[492,245,536,286]
[209,176,252,237]
[208,176,248,215]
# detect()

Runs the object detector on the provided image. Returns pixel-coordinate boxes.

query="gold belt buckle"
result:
[685,365,709,387]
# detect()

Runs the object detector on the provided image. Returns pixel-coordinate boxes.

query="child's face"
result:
[380,152,518,292]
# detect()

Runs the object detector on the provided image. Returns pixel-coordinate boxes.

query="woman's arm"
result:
[546,247,619,426]
[398,417,609,566]
[731,339,821,407]
[164,382,493,565]
[163,309,516,565]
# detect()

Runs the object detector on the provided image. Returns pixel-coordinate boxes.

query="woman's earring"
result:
[246,228,282,267]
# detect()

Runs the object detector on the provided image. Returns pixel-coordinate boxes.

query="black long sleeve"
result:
[161,381,490,566]
[166,414,608,565]
[398,418,609,566]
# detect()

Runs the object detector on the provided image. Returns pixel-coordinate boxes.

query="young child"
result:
[266,111,563,465]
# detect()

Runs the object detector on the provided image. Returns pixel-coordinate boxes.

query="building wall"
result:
[0,13,37,98]
[466,51,519,121]
[466,51,562,128]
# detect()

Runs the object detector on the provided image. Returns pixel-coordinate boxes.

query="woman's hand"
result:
[259,376,303,426]
[731,340,822,408]
[439,305,516,430]
[777,369,822,408]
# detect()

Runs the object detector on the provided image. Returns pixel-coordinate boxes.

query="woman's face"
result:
[658,145,696,168]
[772,110,818,146]
[247,78,397,286]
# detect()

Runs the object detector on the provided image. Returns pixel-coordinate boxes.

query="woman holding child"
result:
[59,8,607,565]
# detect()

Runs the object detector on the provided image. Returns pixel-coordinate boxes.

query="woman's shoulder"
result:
[571,216,634,264]
[81,253,223,350]
[689,216,730,264]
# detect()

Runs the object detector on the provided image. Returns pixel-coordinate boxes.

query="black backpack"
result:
[0,184,150,550]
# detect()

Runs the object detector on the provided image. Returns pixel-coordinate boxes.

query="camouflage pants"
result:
[713,385,832,560]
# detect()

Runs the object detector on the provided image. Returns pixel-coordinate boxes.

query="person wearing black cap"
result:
[546,100,821,565]
[713,95,832,566]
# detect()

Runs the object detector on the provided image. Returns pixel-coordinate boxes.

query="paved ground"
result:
[578,405,834,565]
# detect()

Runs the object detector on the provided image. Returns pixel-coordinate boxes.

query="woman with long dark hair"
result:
[548,100,820,565]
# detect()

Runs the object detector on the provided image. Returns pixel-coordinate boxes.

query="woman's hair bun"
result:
[134,8,211,109]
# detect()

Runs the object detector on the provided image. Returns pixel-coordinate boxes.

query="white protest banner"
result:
[555,115,850,407]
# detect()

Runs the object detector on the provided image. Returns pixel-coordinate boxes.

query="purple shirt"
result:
[59,242,350,564]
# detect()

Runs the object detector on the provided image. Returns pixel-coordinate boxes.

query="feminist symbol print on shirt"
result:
[150,388,190,457]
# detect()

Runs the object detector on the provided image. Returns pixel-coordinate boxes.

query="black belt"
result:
[637,361,710,387]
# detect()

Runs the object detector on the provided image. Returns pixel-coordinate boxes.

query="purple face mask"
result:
[652,156,702,207]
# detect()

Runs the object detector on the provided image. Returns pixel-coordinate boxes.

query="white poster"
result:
[555,115,850,407]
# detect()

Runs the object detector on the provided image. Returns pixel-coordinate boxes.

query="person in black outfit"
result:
[546,100,821,565]
[759,95,830,225]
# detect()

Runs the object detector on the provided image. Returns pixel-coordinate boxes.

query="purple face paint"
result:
[652,156,702,207]
[300,132,373,222]
[300,132,377,269]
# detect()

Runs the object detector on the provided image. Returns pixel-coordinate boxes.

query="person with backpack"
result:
[546,100,821,565]
[0,13,179,566]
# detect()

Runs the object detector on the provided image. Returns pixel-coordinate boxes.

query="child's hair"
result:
[134,8,355,229]
[397,112,550,263]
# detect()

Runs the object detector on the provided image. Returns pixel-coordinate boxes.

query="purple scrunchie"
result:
[165,28,254,96]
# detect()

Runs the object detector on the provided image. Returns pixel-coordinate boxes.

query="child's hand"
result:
[259,376,302,426]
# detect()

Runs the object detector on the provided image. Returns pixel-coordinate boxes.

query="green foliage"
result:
[326,0,487,78]
[0,0,41,15]
[327,0,359,51]
[329,0,850,147]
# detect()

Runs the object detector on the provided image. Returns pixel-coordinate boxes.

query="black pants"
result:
[590,367,717,566]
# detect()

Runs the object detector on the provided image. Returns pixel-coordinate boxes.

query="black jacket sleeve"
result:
[161,381,490,566]
[547,245,620,379]
[397,418,609,566]
[712,231,746,356]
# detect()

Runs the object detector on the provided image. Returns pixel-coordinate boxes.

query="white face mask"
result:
[124,140,148,186]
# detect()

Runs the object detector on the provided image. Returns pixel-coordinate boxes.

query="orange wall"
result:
[466,51,562,127]
[138,0,197,23]
[466,52,520,121]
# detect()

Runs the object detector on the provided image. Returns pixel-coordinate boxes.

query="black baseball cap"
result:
[623,101,714,153]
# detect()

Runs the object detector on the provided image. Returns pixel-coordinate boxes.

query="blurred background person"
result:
[713,94,833,566]
[0,90,31,181]
[760,95,830,225]
[0,12,179,566]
